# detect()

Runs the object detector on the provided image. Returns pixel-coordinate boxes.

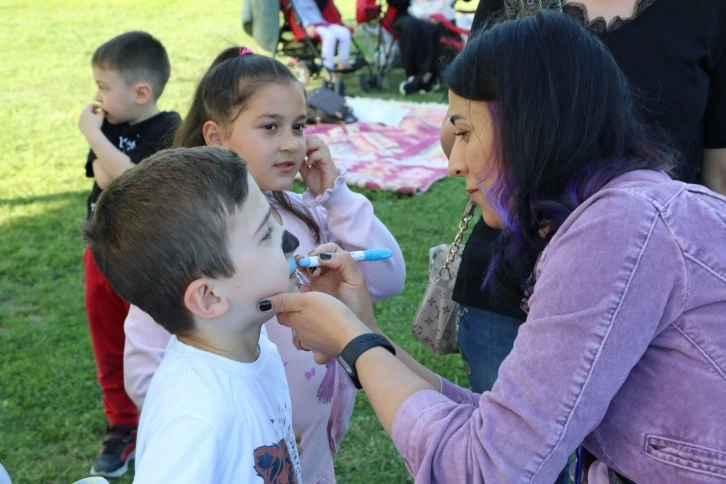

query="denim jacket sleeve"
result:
[390,189,686,483]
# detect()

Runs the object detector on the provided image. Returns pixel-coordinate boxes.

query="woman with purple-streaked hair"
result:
[259,11,726,484]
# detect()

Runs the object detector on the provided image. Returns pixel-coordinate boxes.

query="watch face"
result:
[336,355,353,374]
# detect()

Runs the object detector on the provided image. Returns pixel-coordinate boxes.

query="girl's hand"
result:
[300,135,339,196]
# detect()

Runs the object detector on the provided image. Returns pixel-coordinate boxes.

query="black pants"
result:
[392,14,444,78]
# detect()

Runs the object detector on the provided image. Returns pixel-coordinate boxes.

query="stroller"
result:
[355,0,473,91]
[277,0,383,93]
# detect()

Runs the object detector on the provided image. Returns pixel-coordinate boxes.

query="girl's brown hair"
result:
[173,47,321,242]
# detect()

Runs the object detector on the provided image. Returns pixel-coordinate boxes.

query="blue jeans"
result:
[457,305,572,484]
[457,305,523,393]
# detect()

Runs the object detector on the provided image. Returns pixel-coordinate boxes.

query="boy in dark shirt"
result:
[77,30,181,478]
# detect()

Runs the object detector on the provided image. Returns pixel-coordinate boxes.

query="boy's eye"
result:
[293,124,306,132]
[262,123,278,131]
[261,226,273,242]
[454,131,468,137]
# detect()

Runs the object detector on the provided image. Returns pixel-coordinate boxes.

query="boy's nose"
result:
[282,230,299,255]
[94,91,103,103]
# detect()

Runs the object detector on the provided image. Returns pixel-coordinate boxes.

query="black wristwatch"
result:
[337,333,396,389]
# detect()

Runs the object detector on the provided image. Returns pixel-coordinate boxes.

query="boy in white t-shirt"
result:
[83,146,302,483]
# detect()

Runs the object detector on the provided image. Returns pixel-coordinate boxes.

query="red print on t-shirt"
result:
[253,438,297,483]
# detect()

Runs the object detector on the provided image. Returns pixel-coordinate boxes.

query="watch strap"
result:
[338,333,396,389]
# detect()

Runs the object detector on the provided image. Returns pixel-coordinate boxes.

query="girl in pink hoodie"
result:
[122,47,405,483]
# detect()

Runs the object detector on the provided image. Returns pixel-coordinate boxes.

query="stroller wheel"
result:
[292,62,311,84]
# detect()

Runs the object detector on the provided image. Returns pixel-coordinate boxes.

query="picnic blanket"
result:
[305,99,449,195]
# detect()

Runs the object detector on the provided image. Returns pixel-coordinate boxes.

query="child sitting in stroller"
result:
[291,0,352,90]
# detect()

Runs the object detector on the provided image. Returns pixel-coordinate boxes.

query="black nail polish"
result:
[258,300,272,312]
[308,267,317,274]
[319,253,332,260]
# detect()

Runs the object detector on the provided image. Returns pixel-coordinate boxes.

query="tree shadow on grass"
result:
[0,195,110,483]
[0,190,88,208]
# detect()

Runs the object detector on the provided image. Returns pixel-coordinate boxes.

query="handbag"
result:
[306,88,357,125]
[411,201,475,355]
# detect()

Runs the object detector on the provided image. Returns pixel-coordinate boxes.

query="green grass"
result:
[0,1,476,482]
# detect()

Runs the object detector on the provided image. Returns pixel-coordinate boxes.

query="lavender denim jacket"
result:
[392,170,726,483]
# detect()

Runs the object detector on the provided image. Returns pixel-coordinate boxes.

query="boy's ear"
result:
[134,82,153,106]
[202,120,224,147]
[184,278,229,320]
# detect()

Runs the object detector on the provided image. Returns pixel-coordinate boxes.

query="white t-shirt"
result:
[134,333,301,483]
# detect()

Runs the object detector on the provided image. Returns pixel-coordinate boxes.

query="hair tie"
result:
[239,47,253,57]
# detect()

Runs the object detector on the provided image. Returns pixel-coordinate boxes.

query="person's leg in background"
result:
[329,24,351,69]
[315,24,348,93]
[84,247,138,478]
[393,14,438,94]
[315,25,337,73]
[392,15,420,78]
[457,305,573,484]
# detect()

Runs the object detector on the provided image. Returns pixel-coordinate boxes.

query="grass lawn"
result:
[0,1,478,482]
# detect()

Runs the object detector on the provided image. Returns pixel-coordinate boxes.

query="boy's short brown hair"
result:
[83,147,250,335]
[92,31,171,99]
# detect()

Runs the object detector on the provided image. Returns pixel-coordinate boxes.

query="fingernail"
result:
[319,253,332,261]
[258,300,272,312]
[308,267,317,274]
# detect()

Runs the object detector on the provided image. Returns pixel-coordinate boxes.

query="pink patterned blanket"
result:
[305,101,449,195]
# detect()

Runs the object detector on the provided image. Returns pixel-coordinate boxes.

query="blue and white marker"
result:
[297,248,394,268]
[288,256,310,286]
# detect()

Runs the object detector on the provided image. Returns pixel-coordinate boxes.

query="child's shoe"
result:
[89,425,136,478]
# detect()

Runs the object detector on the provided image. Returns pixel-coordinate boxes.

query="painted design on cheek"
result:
[282,230,300,254]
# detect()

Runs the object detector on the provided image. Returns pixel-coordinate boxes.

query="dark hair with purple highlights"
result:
[442,10,675,304]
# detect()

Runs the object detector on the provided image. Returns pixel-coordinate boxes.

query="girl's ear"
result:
[202,120,224,147]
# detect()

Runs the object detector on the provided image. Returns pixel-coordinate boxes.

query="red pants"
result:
[84,247,139,428]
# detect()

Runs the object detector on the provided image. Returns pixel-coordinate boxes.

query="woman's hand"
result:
[298,243,379,332]
[261,291,370,364]
[299,135,339,196]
